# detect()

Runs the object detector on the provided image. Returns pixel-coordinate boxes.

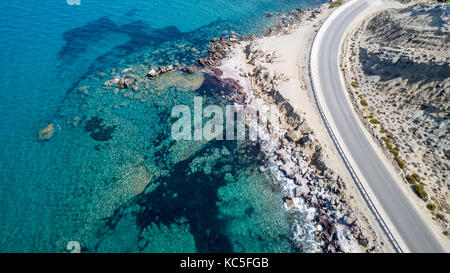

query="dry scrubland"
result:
[341,1,449,235]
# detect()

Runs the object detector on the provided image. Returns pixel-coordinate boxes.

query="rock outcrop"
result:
[38,123,54,142]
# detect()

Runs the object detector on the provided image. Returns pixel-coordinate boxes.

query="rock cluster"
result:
[103,74,140,89]
[198,32,243,67]
[147,65,174,78]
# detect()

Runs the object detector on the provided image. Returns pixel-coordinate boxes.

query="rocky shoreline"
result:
[194,4,383,253]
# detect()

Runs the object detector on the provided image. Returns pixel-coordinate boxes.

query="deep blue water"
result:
[0,0,325,252]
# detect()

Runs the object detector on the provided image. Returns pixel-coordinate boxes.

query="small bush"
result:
[370,118,380,124]
[351,81,358,88]
[394,156,406,169]
[436,214,445,221]
[406,172,421,184]
[413,183,428,201]
[443,231,449,236]
[384,141,393,151]
[360,99,368,106]
[405,174,413,183]
[380,127,386,133]
[329,0,343,9]
[405,174,417,184]
[427,203,436,211]
[381,136,389,142]
[390,149,399,157]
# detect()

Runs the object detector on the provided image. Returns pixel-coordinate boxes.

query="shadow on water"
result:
[97,140,266,252]
[84,116,116,141]
[56,14,242,107]
[59,17,119,61]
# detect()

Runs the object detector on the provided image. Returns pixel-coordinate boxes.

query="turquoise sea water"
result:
[0,0,325,252]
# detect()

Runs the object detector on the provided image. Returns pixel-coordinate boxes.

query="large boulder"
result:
[38,123,54,142]
[286,129,303,143]
[148,69,158,78]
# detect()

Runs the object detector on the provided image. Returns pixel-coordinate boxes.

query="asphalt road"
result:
[313,0,445,252]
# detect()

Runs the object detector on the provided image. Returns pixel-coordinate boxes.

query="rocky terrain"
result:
[198,2,396,252]
[341,2,449,234]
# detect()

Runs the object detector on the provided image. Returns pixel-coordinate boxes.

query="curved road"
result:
[311,0,445,252]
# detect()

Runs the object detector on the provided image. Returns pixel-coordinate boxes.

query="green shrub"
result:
[380,127,386,133]
[443,231,449,236]
[436,214,445,221]
[360,99,368,106]
[406,173,421,184]
[405,174,413,183]
[370,118,379,124]
[394,156,406,169]
[414,183,428,201]
[381,136,389,142]
[329,0,343,8]
[384,141,393,151]
[427,203,436,211]
[390,149,399,157]
[351,81,358,88]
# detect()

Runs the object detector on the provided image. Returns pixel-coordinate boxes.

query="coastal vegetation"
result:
[413,183,428,201]
[329,0,343,9]
[380,136,405,169]
[369,118,379,124]
[405,173,420,184]
[360,99,368,106]
[394,156,405,169]
[351,81,358,88]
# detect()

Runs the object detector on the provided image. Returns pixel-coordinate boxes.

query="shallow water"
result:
[0,0,325,252]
